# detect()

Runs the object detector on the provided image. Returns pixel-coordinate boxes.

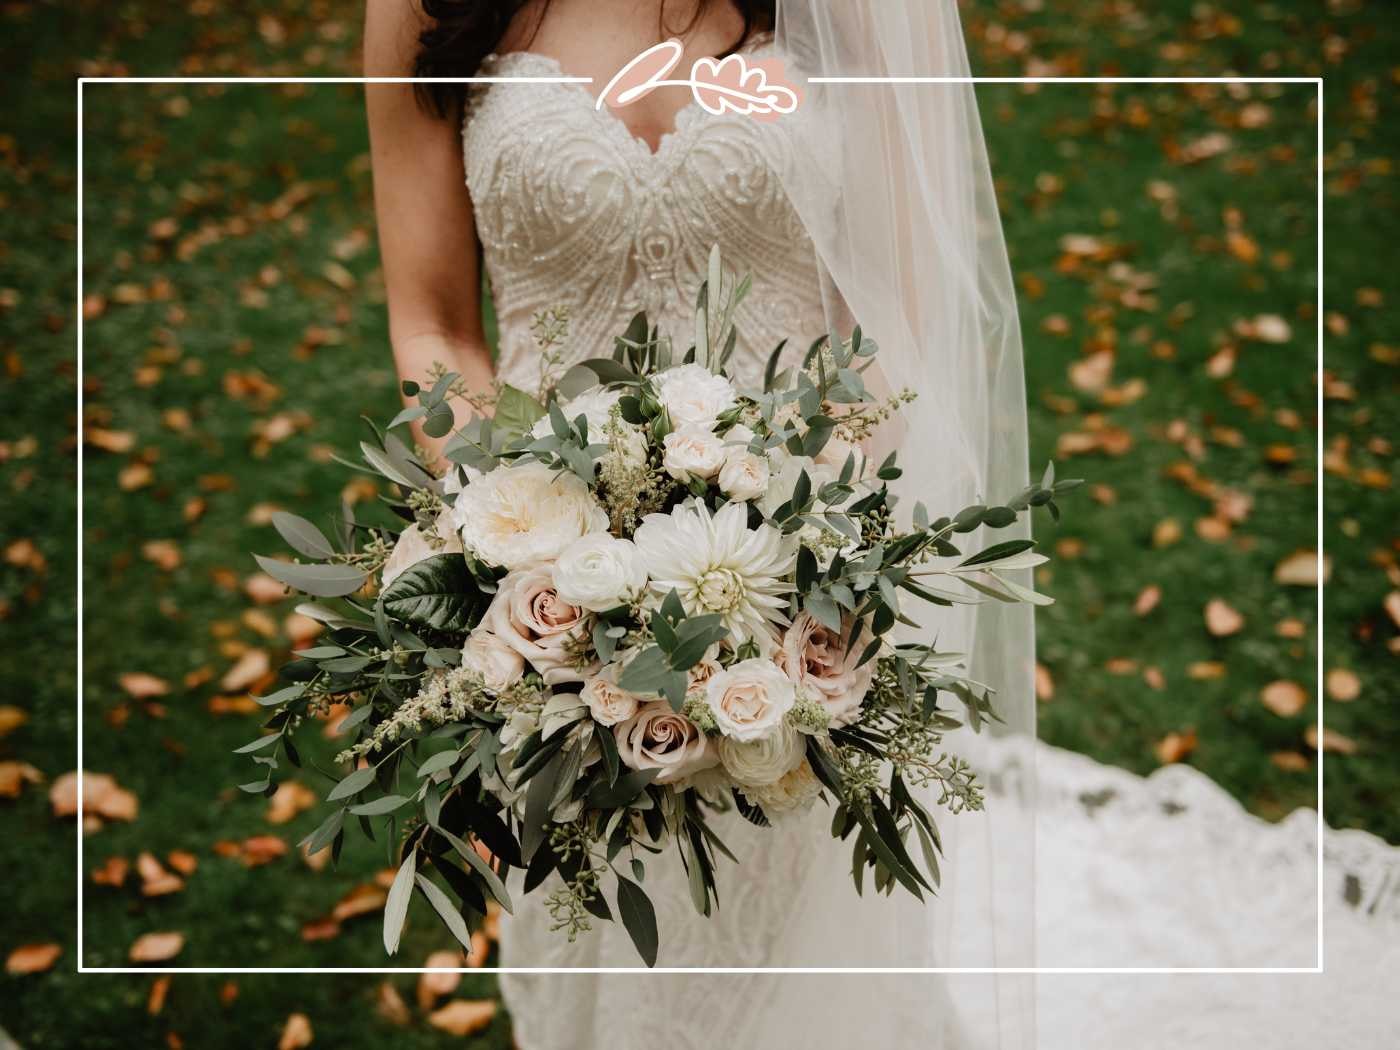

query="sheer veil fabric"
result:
[774,0,1037,1040]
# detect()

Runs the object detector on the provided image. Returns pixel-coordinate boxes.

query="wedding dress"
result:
[462,44,1028,1050]
[457,38,1400,1050]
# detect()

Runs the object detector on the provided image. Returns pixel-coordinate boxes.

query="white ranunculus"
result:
[579,668,640,727]
[460,629,525,691]
[661,425,726,483]
[531,387,622,439]
[452,460,607,570]
[742,758,822,817]
[551,533,647,613]
[632,499,796,654]
[704,658,797,742]
[652,363,737,428]
[381,514,463,588]
[483,564,593,685]
[717,720,806,787]
[614,701,718,785]
[718,451,770,502]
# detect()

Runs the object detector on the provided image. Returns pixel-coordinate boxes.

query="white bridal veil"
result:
[771,0,1037,1044]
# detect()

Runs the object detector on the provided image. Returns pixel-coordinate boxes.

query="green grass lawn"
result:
[1,0,1394,1045]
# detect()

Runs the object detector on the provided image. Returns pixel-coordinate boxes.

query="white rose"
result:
[742,758,822,817]
[718,451,770,502]
[614,701,718,785]
[608,423,650,469]
[531,387,622,439]
[453,460,607,570]
[460,629,525,691]
[717,720,807,787]
[652,363,737,428]
[552,533,647,613]
[579,668,640,727]
[483,564,593,685]
[704,658,797,742]
[381,514,463,588]
[662,425,726,483]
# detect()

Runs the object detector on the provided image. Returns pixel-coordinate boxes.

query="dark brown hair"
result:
[412,0,774,116]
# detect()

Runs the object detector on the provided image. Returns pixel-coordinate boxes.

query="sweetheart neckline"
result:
[478,45,777,161]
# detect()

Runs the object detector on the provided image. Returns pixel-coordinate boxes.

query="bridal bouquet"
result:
[240,251,1077,965]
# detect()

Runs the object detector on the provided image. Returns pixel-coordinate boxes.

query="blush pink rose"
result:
[777,612,875,727]
[614,702,718,785]
[484,564,593,685]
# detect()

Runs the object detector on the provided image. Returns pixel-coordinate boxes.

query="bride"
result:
[364,1,1397,1047]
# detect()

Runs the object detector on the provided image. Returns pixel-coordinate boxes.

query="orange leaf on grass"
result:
[427,1000,497,1037]
[0,760,42,799]
[418,951,463,1010]
[6,943,62,974]
[129,931,184,963]
[119,673,169,700]
[278,1013,314,1050]
[1154,729,1198,765]
[1204,599,1244,637]
[1261,680,1308,718]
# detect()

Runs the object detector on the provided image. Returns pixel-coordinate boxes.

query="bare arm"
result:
[364,1,493,462]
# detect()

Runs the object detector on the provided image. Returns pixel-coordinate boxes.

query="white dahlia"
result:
[452,460,607,570]
[632,500,796,653]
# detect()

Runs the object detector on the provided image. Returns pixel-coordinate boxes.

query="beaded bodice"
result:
[461,47,825,390]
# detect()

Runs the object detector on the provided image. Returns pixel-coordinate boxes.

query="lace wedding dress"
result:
[458,45,1400,1050]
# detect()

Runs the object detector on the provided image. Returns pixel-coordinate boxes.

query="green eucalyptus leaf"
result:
[383,850,417,955]
[271,512,336,560]
[616,874,659,967]
[253,555,366,598]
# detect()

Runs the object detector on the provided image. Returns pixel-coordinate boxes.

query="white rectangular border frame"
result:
[75,73,1326,975]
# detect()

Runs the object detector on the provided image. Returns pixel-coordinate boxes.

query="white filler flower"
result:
[633,500,796,652]
[453,460,607,570]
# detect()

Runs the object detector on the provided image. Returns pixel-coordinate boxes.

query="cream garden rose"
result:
[460,629,525,691]
[614,702,718,785]
[717,450,770,501]
[453,460,607,570]
[717,720,806,787]
[661,425,726,483]
[483,564,593,685]
[704,658,797,742]
[380,514,462,588]
[552,533,648,613]
[579,669,640,727]
[651,363,737,428]
[777,611,876,727]
[531,387,622,439]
